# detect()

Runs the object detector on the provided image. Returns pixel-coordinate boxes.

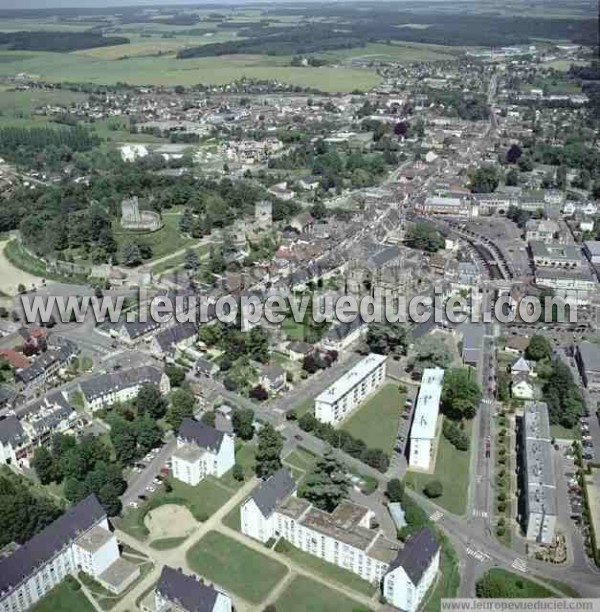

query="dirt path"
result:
[0,240,46,296]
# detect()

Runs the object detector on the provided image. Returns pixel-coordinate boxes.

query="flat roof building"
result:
[314,354,387,424]
[409,369,444,471]
[521,402,557,545]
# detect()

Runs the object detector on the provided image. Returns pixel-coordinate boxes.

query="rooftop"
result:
[410,368,444,440]
[75,525,114,554]
[387,528,439,585]
[315,353,387,406]
[156,565,224,612]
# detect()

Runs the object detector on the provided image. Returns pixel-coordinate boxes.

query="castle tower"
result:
[255,200,272,228]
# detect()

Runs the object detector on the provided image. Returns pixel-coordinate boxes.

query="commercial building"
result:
[79,366,170,412]
[153,566,232,612]
[172,418,235,486]
[314,354,387,424]
[520,402,557,545]
[525,219,560,244]
[0,495,139,612]
[529,241,584,270]
[409,369,444,471]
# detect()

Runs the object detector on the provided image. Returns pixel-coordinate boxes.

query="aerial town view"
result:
[0,0,597,610]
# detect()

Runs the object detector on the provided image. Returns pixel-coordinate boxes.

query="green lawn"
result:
[274,540,376,597]
[32,578,95,612]
[187,531,288,604]
[291,397,314,418]
[151,243,210,274]
[405,419,472,516]
[275,576,370,612]
[341,383,404,457]
[477,568,555,598]
[117,476,234,540]
[550,424,579,440]
[283,446,318,473]
[220,443,257,489]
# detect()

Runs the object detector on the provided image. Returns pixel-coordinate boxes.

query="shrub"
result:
[497,501,506,513]
[443,419,469,451]
[232,463,244,481]
[424,480,443,498]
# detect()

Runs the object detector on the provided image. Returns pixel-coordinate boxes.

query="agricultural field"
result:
[315,42,460,64]
[0,51,382,93]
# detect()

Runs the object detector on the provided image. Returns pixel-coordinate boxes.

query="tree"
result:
[470,165,499,193]
[184,249,199,271]
[167,388,196,431]
[506,144,522,164]
[441,368,481,421]
[405,222,445,252]
[386,478,404,503]
[249,385,269,401]
[97,482,122,516]
[122,242,142,267]
[232,463,245,481]
[135,415,163,454]
[165,365,186,388]
[525,335,552,362]
[505,168,519,186]
[255,423,283,478]
[413,335,453,376]
[135,383,167,419]
[365,322,408,357]
[298,451,349,512]
[424,480,443,498]
[394,121,408,138]
[247,327,269,363]
[201,410,216,427]
[232,408,255,440]
[110,419,138,465]
[32,446,58,485]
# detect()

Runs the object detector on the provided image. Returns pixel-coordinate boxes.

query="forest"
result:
[178,11,597,58]
[0,31,129,52]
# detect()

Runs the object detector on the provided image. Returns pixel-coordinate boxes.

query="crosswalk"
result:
[511,558,528,573]
[472,509,488,518]
[466,547,492,562]
[429,510,444,523]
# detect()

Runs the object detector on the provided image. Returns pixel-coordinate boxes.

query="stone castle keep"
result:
[120,196,162,231]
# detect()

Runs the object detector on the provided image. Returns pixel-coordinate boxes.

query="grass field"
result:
[405,419,472,516]
[275,576,370,612]
[550,424,579,440]
[283,446,319,473]
[149,536,187,550]
[113,214,196,263]
[0,51,381,93]
[316,41,458,63]
[477,568,555,598]
[150,243,210,274]
[187,531,288,604]
[32,578,95,612]
[341,383,404,457]
[117,477,234,540]
[274,540,377,597]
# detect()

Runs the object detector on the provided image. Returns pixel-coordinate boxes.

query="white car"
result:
[128,501,139,509]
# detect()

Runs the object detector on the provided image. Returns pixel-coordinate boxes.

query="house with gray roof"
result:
[172,418,234,486]
[154,566,232,612]
[459,322,484,366]
[150,322,197,357]
[79,366,170,412]
[18,390,77,446]
[0,415,28,466]
[383,528,440,612]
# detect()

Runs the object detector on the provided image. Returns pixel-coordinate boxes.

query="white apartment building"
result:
[409,368,445,471]
[241,469,398,585]
[521,402,557,545]
[79,366,170,412]
[241,469,439,610]
[154,566,232,612]
[314,353,387,424]
[383,528,440,612]
[172,418,235,486]
[0,495,139,612]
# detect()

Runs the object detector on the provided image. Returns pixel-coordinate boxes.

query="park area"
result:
[404,419,473,516]
[341,383,404,457]
[274,576,371,612]
[186,531,288,604]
